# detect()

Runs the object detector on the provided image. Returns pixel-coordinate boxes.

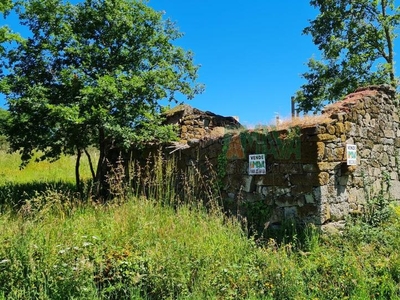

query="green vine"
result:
[242,199,273,237]
[217,136,230,189]
[395,149,400,173]
[285,126,301,140]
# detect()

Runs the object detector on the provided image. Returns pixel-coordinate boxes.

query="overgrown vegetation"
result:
[1,0,203,199]
[0,151,400,299]
[0,108,9,151]
[295,0,399,112]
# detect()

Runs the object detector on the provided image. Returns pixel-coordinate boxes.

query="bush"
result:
[0,135,8,151]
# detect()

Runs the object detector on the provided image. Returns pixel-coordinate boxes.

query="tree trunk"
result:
[95,127,109,200]
[75,148,82,193]
[84,148,96,180]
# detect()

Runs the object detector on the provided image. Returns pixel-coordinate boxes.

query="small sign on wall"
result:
[346,144,357,165]
[249,154,266,175]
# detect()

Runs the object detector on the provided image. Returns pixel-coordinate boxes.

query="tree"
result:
[0,107,8,131]
[0,107,8,135]
[0,0,15,50]
[2,0,203,197]
[295,0,399,113]
[0,108,9,149]
[1,0,23,92]
[0,0,22,149]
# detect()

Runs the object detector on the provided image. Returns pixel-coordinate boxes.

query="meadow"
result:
[0,149,400,299]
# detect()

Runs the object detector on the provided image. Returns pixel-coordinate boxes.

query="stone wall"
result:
[162,104,241,143]
[135,85,400,227]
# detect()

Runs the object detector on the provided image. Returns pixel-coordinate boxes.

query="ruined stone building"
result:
[135,85,400,228]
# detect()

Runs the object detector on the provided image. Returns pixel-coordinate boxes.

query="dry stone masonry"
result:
[137,85,400,227]
[162,104,240,143]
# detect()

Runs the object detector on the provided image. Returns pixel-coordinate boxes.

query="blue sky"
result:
[0,1,320,127]
[148,1,319,127]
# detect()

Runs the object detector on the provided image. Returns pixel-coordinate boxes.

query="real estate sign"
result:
[249,154,266,175]
[346,144,357,166]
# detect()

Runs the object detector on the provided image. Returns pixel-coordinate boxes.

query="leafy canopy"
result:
[2,0,203,168]
[0,0,15,48]
[0,0,23,92]
[0,107,8,133]
[295,0,399,112]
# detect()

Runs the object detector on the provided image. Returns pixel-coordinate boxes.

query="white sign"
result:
[249,154,266,175]
[346,144,357,165]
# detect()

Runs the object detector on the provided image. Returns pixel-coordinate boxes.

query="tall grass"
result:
[0,150,400,299]
[1,193,400,299]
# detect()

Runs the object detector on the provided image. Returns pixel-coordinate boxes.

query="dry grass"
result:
[225,114,333,136]
[275,114,333,130]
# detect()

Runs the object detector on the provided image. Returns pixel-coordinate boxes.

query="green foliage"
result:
[364,171,392,225]
[2,190,400,299]
[296,0,399,112]
[217,136,230,189]
[242,199,272,238]
[0,0,24,98]
[344,171,395,246]
[0,0,23,54]
[0,150,93,209]
[130,151,222,211]
[362,189,393,228]
[0,150,93,184]
[2,0,203,194]
[2,147,400,299]
[0,108,9,150]
[284,126,301,142]
[0,108,8,130]
[0,135,7,150]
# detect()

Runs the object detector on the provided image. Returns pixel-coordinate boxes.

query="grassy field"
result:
[0,150,94,209]
[0,150,94,185]
[0,150,400,299]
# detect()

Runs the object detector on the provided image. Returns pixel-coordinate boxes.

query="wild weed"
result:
[129,150,223,213]
[1,149,400,299]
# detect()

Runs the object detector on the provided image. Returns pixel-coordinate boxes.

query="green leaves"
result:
[2,0,202,169]
[0,0,203,197]
[296,0,398,112]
